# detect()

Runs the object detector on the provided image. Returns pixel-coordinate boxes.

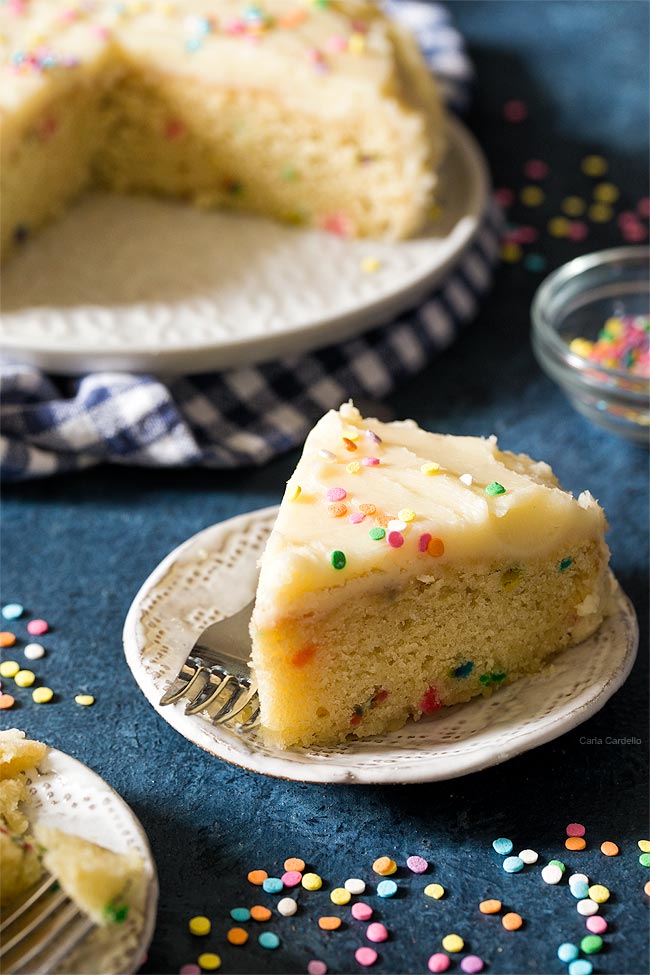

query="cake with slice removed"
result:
[249,403,612,748]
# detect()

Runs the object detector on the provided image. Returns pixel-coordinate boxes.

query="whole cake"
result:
[250,403,612,748]
[0,0,446,260]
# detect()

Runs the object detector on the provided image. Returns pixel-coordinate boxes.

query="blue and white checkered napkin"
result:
[0,2,501,481]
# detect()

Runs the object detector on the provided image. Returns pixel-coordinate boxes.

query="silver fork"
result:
[0,873,95,974]
[159,599,259,729]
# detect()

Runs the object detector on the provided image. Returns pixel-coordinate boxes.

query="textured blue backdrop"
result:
[2,2,649,973]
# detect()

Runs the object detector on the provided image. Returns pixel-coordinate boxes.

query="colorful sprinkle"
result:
[461,957,484,974]
[427,537,445,557]
[518,849,539,864]
[247,870,268,886]
[479,899,501,914]
[262,877,283,894]
[562,196,586,216]
[319,449,336,461]
[459,473,473,486]
[327,487,347,502]
[441,934,464,953]
[330,550,346,570]
[284,858,306,871]
[580,935,603,955]
[361,456,380,467]
[344,878,365,895]
[226,928,248,946]
[387,531,404,548]
[492,837,513,855]
[428,954,450,973]
[197,954,221,971]
[372,857,396,876]
[302,873,323,891]
[421,462,441,475]
[406,855,428,874]
[277,897,297,917]
[369,527,385,541]
[351,902,373,921]
[503,99,528,123]
[549,860,566,872]
[0,661,20,678]
[581,155,608,177]
[258,932,280,949]
[377,880,397,898]
[548,216,571,237]
[330,887,351,906]
[520,185,544,207]
[288,484,302,501]
[557,943,579,962]
[502,912,523,931]
[346,461,361,474]
[570,880,589,899]
[366,922,388,943]
[567,823,586,837]
[503,856,524,873]
[318,916,341,931]
[541,864,563,884]
[26,619,49,636]
[250,905,272,921]
[568,962,593,975]
[0,694,15,709]
[229,908,250,922]
[639,840,650,852]
[640,853,650,866]
[14,670,35,688]
[281,870,302,887]
[485,482,506,496]
[75,694,95,706]
[523,159,549,180]
[355,947,378,967]
[577,899,599,917]
[307,962,327,975]
[0,633,16,648]
[1,604,23,620]
[424,884,445,900]
[328,502,348,517]
[586,916,607,934]
[361,257,382,273]
[588,884,609,903]
[24,643,45,660]
[600,841,619,856]
[566,836,587,851]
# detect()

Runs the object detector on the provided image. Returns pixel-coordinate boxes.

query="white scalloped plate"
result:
[20,748,158,974]
[123,506,638,785]
[1,117,489,375]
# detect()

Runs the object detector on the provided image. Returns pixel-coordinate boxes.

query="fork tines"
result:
[0,873,94,974]
[160,657,260,730]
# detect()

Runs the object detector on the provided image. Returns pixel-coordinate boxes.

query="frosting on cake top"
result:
[0,1,443,119]
[254,403,607,621]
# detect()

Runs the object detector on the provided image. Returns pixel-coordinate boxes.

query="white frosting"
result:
[254,403,607,624]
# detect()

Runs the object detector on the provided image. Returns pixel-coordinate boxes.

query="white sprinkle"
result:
[24,643,45,660]
[569,873,589,886]
[277,897,297,917]
[459,473,474,486]
[387,519,407,533]
[344,878,366,895]
[541,864,563,885]
[318,449,336,461]
[577,899,599,916]
[518,849,539,864]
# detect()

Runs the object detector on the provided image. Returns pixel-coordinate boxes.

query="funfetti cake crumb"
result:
[249,402,611,748]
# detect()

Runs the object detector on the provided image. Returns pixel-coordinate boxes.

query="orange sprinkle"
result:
[284,857,306,872]
[375,511,391,528]
[227,928,248,945]
[247,870,268,886]
[372,856,396,876]
[427,537,445,557]
[290,645,316,668]
[565,836,587,851]
[328,502,348,517]
[0,632,16,648]
[600,841,619,857]
[479,899,502,914]
[278,8,307,27]
[342,437,357,451]
[359,503,376,515]
[318,916,342,931]
[502,912,523,931]
[250,905,272,922]
[0,693,15,709]
[645,880,650,896]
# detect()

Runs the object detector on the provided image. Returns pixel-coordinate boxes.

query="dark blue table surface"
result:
[2,3,649,973]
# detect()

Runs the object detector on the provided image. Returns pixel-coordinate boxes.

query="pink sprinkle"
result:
[325,34,346,53]
[179,966,201,975]
[515,225,539,244]
[281,870,302,887]
[586,915,608,934]
[387,531,404,548]
[638,197,650,218]
[349,512,365,524]
[494,188,514,208]
[623,222,647,242]
[308,962,328,975]
[326,487,347,502]
[503,99,528,123]
[361,457,380,466]
[568,220,589,241]
[406,855,428,874]
[618,210,639,226]
[461,958,484,975]
[428,954,450,974]
[566,823,586,837]
[366,430,382,444]
[27,619,48,636]
[366,923,388,943]
[351,902,373,921]
[355,947,378,967]
[524,159,549,180]
[418,533,432,553]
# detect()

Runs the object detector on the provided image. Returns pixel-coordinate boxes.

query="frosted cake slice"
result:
[249,403,611,748]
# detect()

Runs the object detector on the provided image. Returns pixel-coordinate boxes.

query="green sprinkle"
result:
[549,859,566,873]
[486,481,506,496]
[559,557,573,572]
[640,852,650,866]
[451,661,474,679]
[479,674,492,686]
[580,935,603,955]
[491,672,506,683]
[369,527,386,541]
[479,671,506,686]
[104,900,129,923]
[330,550,346,570]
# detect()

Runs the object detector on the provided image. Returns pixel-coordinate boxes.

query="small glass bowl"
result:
[531,246,650,444]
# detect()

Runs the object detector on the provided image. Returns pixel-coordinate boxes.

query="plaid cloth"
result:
[1,1,499,482]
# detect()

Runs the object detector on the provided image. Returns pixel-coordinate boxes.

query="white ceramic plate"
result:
[123,506,638,785]
[19,748,158,974]
[1,117,489,375]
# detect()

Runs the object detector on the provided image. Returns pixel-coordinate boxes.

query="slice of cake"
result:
[1,0,446,260]
[249,403,612,748]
